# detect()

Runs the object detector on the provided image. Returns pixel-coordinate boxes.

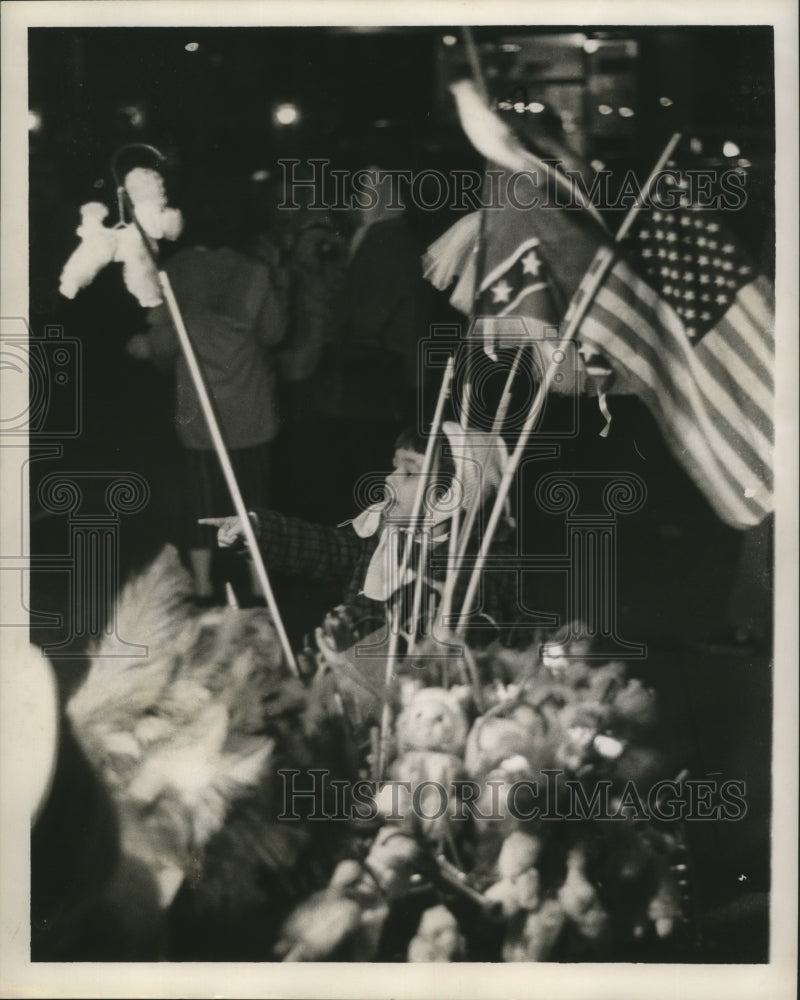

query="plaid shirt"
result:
[254,508,524,645]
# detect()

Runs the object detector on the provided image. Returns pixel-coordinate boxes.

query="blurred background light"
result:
[274,102,300,126]
[119,104,146,128]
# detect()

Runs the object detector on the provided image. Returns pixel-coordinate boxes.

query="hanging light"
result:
[597,104,613,116]
[442,34,457,47]
[722,140,740,157]
[527,102,545,114]
[583,39,600,53]
[659,96,673,107]
[618,106,635,118]
[184,41,200,52]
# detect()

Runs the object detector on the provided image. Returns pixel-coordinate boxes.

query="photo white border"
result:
[2,2,797,998]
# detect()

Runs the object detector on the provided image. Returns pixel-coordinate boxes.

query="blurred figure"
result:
[326,164,430,421]
[127,178,287,600]
[277,199,347,421]
[305,164,432,523]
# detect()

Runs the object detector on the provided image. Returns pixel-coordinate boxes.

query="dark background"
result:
[27,25,774,962]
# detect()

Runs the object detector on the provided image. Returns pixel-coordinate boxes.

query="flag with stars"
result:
[577,196,774,528]
[422,166,602,394]
[441,77,773,527]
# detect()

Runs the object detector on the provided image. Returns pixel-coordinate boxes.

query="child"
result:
[201,422,518,646]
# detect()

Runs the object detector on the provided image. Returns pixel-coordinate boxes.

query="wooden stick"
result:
[453,340,524,572]
[158,273,299,675]
[454,133,683,635]
[375,359,455,779]
[407,527,430,655]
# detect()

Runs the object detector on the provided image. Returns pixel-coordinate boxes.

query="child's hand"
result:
[198,513,260,549]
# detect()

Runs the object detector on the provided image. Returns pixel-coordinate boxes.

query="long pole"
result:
[454,133,682,634]
[158,275,299,675]
[375,358,455,778]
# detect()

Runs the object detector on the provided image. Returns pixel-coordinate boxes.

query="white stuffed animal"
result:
[123,168,183,242]
[59,202,118,300]
[58,168,183,308]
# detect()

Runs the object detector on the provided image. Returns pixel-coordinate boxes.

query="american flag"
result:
[441,79,774,528]
[577,193,774,529]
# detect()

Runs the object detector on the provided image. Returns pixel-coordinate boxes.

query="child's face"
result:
[384,449,426,520]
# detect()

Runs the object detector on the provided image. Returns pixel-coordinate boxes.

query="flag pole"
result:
[375,358,455,778]
[458,25,492,437]
[454,132,683,635]
[458,340,523,553]
[437,338,525,629]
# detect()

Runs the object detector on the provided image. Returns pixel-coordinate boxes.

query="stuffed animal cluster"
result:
[274,620,688,963]
[59,168,183,307]
[48,545,689,962]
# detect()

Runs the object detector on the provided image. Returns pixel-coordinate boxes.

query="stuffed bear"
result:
[407,905,466,962]
[374,687,471,843]
[394,686,470,757]
[484,831,543,918]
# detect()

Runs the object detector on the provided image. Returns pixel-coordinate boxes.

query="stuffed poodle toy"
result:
[59,168,182,307]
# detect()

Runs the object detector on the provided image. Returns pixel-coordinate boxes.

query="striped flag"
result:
[437,78,774,527]
[577,201,774,529]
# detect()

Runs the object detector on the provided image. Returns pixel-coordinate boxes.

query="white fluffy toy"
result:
[59,168,183,308]
[58,202,118,300]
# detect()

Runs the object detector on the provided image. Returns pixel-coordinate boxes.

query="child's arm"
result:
[201,509,365,586]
